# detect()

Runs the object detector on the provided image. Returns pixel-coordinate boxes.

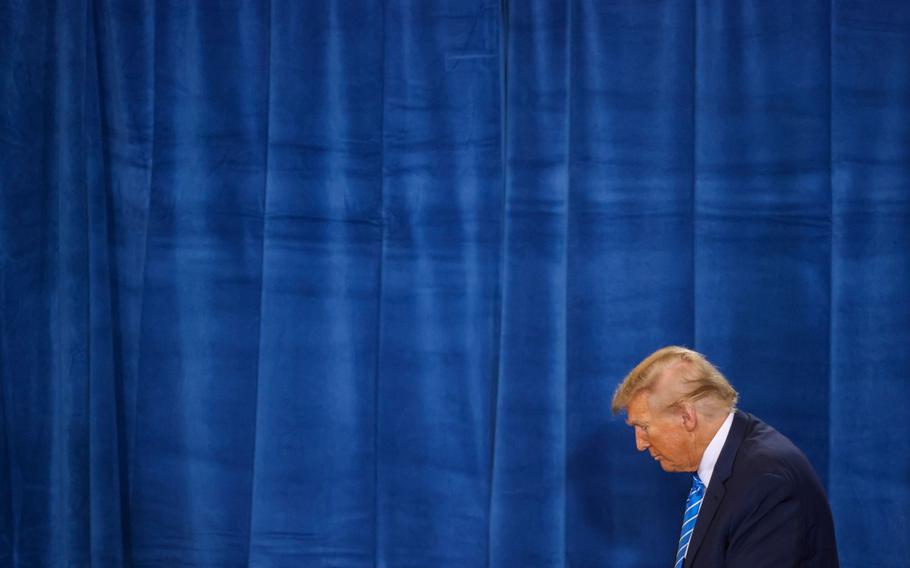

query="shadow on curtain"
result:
[1,0,908,566]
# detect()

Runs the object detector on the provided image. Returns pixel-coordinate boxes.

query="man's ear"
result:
[680,401,698,432]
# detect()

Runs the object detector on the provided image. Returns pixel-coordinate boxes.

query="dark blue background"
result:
[1,1,908,566]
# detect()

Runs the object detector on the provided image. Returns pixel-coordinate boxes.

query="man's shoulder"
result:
[729,411,822,488]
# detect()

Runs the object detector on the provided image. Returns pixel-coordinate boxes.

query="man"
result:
[612,346,838,567]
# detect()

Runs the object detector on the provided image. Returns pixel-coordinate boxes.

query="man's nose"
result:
[635,430,649,452]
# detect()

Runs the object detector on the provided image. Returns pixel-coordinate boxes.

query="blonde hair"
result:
[611,346,738,414]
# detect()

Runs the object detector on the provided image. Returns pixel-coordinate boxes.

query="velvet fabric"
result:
[1,1,908,566]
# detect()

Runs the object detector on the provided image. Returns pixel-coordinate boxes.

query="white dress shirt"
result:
[697,411,735,489]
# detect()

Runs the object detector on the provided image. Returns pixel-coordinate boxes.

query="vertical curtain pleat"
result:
[2,1,910,566]
[377,1,501,565]
[563,1,697,565]
[84,3,126,564]
[694,0,833,481]
[1,2,58,563]
[129,1,269,564]
[92,2,156,560]
[0,0,123,564]
[246,1,383,565]
[830,1,910,565]
[490,0,569,565]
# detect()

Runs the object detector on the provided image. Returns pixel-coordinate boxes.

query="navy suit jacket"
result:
[683,410,838,567]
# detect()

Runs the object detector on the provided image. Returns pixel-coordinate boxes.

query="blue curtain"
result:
[1,1,908,566]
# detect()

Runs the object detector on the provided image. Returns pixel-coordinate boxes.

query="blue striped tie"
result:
[675,475,705,568]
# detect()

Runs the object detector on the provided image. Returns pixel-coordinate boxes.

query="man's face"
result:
[625,390,698,473]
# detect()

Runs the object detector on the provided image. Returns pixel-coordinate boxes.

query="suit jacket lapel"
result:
[684,410,749,568]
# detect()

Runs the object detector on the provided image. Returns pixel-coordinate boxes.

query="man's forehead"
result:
[625,391,651,423]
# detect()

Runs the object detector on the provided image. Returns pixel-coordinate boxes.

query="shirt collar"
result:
[697,411,735,489]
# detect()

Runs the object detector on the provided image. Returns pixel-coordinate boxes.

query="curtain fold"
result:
[830,2,910,566]
[490,1,570,565]
[563,2,698,565]
[694,0,833,484]
[92,2,156,562]
[377,2,501,565]
[247,1,383,566]
[1,1,908,566]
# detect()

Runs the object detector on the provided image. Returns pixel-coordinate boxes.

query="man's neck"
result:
[694,413,729,462]
[695,411,736,487]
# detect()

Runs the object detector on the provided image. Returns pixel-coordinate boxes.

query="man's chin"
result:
[658,462,698,474]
